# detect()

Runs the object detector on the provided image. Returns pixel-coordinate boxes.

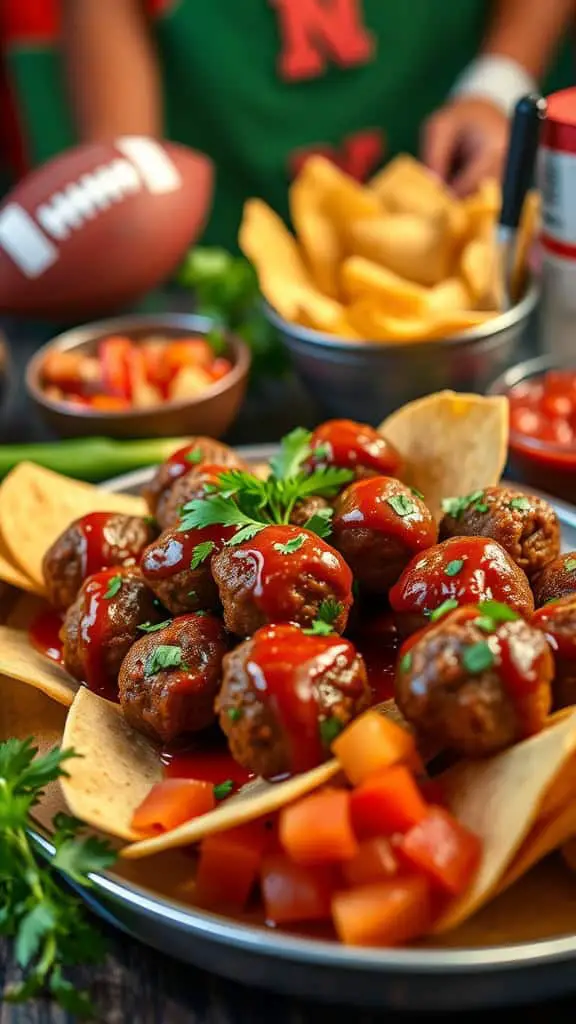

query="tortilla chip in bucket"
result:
[289,165,342,299]
[0,462,145,588]
[379,391,508,519]
[239,198,314,321]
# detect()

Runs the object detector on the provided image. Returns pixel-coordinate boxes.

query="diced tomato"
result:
[541,370,576,398]
[341,837,400,887]
[397,805,481,896]
[42,349,93,389]
[332,711,416,786]
[331,876,431,947]
[261,853,336,924]
[508,380,543,407]
[88,395,131,411]
[99,336,133,399]
[131,779,215,836]
[510,406,544,438]
[350,765,428,839]
[417,777,446,807]
[164,338,213,374]
[195,820,271,910]
[210,357,232,382]
[279,789,358,865]
[169,365,214,401]
[141,340,170,393]
[540,393,574,420]
[536,418,573,446]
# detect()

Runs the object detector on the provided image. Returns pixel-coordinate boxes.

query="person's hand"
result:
[421,97,509,196]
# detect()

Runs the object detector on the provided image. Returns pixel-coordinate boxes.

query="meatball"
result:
[61,567,163,700]
[42,512,156,611]
[118,612,228,743]
[532,552,576,607]
[533,595,576,708]
[290,494,331,528]
[439,486,560,580]
[156,463,236,531]
[396,604,553,757]
[141,523,234,615]
[389,536,535,631]
[332,476,437,593]
[309,419,402,479]
[212,524,353,637]
[216,623,371,778]
[143,438,248,523]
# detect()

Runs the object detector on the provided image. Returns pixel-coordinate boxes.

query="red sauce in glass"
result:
[389,537,533,618]
[334,477,437,551]
[247,623,359,774]
[142,524,235,579]
[309,419,402,476]
[29,608,64,663]
[162,731,254,790]
[229,526,353,626]
[533,597,576,660]
[78,568,124,702]
[507,371,576,502]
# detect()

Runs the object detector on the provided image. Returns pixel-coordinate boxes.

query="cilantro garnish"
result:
[429,598,459,622]
[0,739,115,1016]
[227,707,243,722]
[509,497,531,512]
[190,540,216,569]
[441,490,485,519]
[444,559,464,577]
[274,533,306,555]
[474,503,489,513]
[104,574,122,599]
[473,600,519,633]
[304,620,335,636]
[144,645,186,676]
[303,599,343,636]
[400,651,412,673]
[320,717,344,746]
[462,641,495,674]
[137,619,172,634]
[411,487,425,500]
[566,558,576,572]
[213,780,234,800]
[143,515,157,528]
[387,494,416,517]
[269,427,313,480]
[185,449,204,464]
[302,506,333,539]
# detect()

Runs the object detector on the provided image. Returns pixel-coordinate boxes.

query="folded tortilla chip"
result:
[301,155,382,225]
[426,277,471,314]
[369,155,468,243]
[289,166,343,298]
[348,212,454,287]
[379,391,508,519]
[0,624,78,706]
[0,462,145,588]
[341,256,430,318]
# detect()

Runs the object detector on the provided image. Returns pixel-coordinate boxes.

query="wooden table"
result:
[2,301,573,1022]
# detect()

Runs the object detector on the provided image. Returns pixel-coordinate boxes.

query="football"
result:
[0,137,213,318]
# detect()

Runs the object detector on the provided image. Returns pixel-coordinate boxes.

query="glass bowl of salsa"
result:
[488,355,576,503]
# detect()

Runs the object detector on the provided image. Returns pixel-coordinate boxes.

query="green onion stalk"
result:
[0,436,192,482]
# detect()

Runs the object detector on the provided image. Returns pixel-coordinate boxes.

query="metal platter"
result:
[28,450,576,1012]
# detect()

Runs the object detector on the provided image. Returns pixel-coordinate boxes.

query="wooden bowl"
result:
[25,313,251,439]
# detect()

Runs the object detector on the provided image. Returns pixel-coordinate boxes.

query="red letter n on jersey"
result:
[271,0,375,81]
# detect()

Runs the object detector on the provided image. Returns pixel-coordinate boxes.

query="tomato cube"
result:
[131,779,215,836]
[333,710,416,785]
[280,789,358,865]
[195,821,271,910]
[341,837,399,887]
[398,806,481,896]
[332,876,431,946]
[350,765,428,839]
[261,854,336,924]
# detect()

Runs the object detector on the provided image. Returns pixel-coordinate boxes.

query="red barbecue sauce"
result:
[142,523,235,578]
[334,477,437,550]
[533,596,576,660]
[29,608,64,664]
[164,443,229,486]
[351,610,400,704]
[77,568,125,702]
[162,730,254,790]
[389,537,534,618]
[229,526,353,627]
[309,419,402,477]
[78,511,119,578]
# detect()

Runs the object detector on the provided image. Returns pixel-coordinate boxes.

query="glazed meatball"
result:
[212,525,353,637]
[309,419,402,479]
[156,463,236,531]
[216,623,371,778]
[439,486,560,580]
[42,512,156,611]
[61,567,163,699]
[290,494,331,528]
[118,612,228,743]
[389,536,535,632]
[533,595,576,708]
[141,523,234,615]
[396,604,553,757]
[332,477,437,593]
[143,439,248,523]
[532,552,576,608]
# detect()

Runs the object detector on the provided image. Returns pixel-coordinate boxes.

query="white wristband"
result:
[451,55,538,117]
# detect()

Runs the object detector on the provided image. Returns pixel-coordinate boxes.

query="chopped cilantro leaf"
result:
[274,533,306,555]
[302,506,333,539]
[144,645,184,676]
[320,717,344,746]
[474,502,489,513]
[509,496,531,512]
[213,779,234,800]
[317,599,343,625]
[138,619,172,634]
[312,442,331,463]
[566,558,576,572]
[476,600,519,624]
[462,641,495,674]
[411,487,425,500]
[387,494,417,517]
[185,449,204,465]
[144,515,157,527]
[441,490,484,519]
[104,574,122,599]
[444,559,464,577]
[400,652,412,673]
[190,540,216,569]
[429,598,459,622]
[227,707,243,722]
[303,620,334,636]
[269,427,312,480]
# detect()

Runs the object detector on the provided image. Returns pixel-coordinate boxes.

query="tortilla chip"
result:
[302,155,382,225]
[60,687,163,841]
[239,198,314,321]
[341,256,430,318]
[510,189,540,303]
[0,624,78,706]
[0,529,43,595]
[379,391,508,519]
[0,462,145,588]
[426,277,471,314]
[294,292,348,334]
[434,710,576,932]
[347,212,453,287]
[289,166,343,299]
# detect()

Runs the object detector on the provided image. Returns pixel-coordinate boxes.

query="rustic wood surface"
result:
[3,304,569,1022]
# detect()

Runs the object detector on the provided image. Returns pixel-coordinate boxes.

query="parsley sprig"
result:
[0,738,116,1016]
[178,428,352,543]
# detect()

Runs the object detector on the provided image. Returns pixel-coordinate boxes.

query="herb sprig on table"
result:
[179,427,352,542]
[0,738,116,1016]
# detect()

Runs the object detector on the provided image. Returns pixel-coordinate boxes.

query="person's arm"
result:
[422,0,575,194]
[62,0,162,140]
